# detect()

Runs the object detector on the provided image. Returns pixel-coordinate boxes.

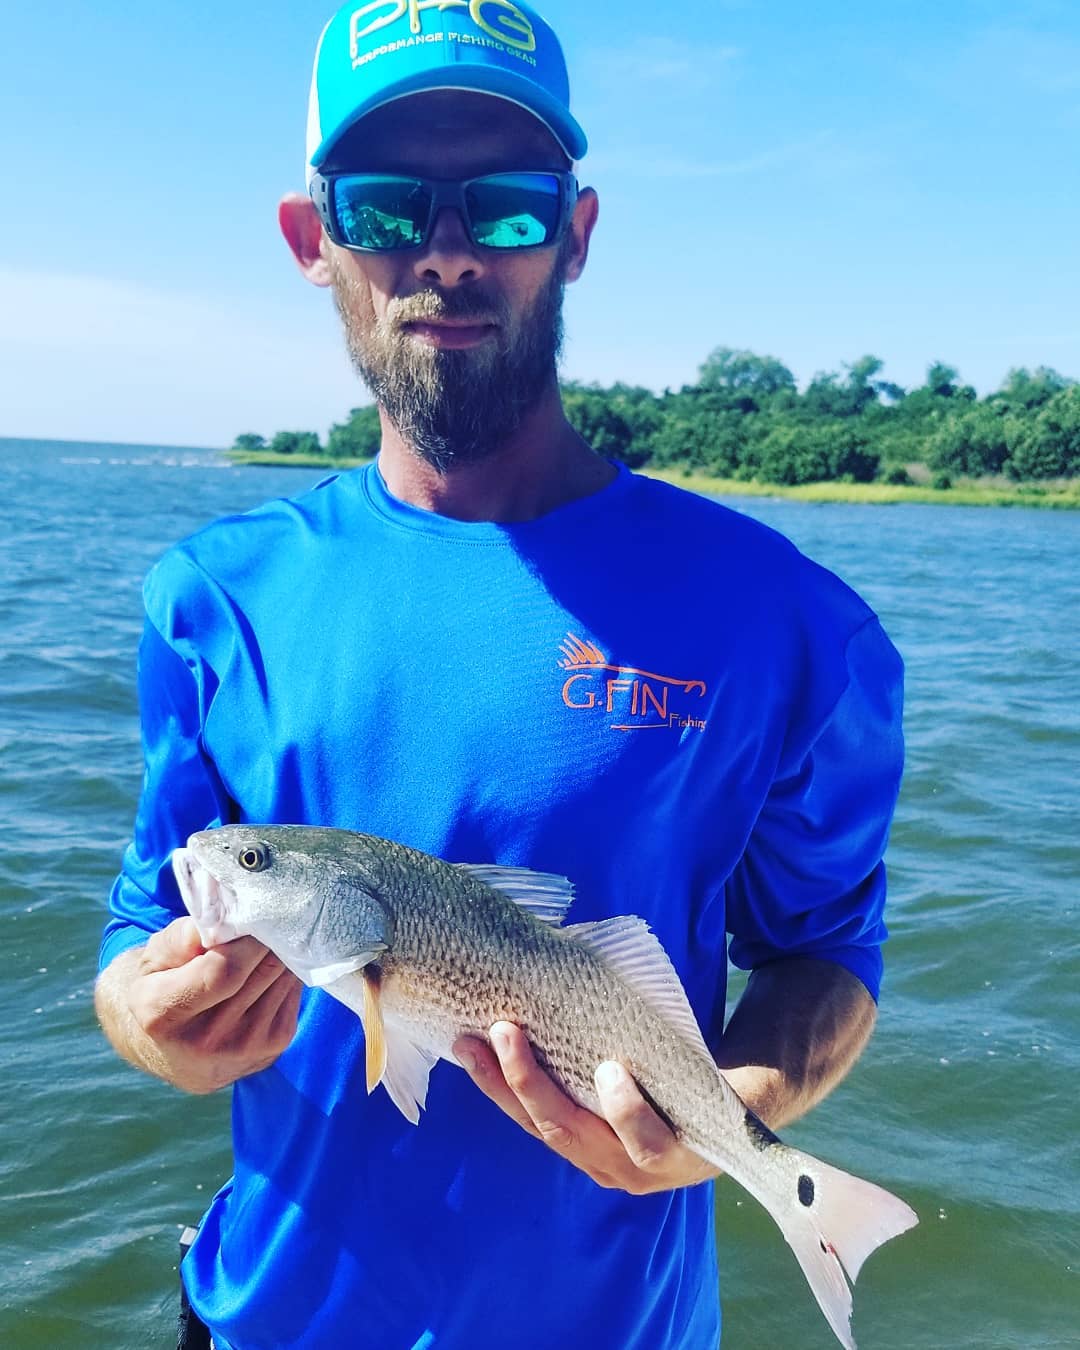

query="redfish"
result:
[173,824,917,1349]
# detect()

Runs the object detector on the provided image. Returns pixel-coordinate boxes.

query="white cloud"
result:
[0,268,365,447]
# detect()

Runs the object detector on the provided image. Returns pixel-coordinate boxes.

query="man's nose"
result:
[411,207,488,287]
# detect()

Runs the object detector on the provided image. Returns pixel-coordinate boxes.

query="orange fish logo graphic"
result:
[558,633,708,733]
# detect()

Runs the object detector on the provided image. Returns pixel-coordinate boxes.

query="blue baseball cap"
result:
[305,1,587,185]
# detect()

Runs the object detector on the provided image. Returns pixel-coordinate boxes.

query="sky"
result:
[1,0,1079,448]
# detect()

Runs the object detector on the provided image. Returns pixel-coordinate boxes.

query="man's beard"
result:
[328,247,567,472]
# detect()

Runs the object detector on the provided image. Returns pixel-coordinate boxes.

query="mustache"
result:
[387,288,507,330]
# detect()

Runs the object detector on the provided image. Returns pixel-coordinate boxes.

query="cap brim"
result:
[309,66,588,172]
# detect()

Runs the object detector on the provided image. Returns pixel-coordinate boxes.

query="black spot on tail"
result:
[798,1173,815,1207]
[743,1109,781,1152]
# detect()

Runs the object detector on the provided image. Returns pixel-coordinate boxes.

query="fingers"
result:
[267,976,304,1046]
[217,964,304,1064]
[189,949,302,1048]
[228,950,300,1020]
[455,1022,719,1194]
[142,916,206,970]
[457,1023,622,1186]
[453,1034,542,1140]
[596,1061,719,1188]
[487,1022,599,1156]
[140,931,277,1021]
[594,1062,678,1171]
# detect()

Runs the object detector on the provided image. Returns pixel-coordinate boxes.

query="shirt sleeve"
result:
[99,613,233,971]
[725,616,905,1001]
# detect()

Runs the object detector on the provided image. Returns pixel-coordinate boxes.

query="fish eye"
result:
[238,844,268,872]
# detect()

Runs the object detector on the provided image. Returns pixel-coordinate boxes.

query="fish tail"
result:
[695,1136,917,1349]
[768,1149,918,1349]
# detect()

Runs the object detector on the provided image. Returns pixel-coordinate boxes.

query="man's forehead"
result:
[325,90,568,170]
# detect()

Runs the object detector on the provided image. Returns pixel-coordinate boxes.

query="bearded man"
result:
[95,4,906,1348]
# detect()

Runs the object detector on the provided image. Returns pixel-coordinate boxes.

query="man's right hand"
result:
[95,917,303,1095]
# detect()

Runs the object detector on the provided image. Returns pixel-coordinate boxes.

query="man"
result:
[95,4,904,1348]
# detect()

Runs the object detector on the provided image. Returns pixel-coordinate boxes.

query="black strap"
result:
[177,1226,212,1350]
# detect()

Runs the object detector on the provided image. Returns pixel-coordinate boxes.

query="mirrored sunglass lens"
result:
[466,174,561,248]
[334,177,429,249]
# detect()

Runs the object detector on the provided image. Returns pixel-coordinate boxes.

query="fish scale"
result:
[173,824,918,1350]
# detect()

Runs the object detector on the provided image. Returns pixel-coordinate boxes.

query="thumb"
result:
[143,916,208,972]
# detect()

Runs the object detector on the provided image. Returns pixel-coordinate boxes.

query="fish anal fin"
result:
[457,863,574,926]
[318,973,438,1125]
[564,917,712,1061]
[379,1014,440,1126]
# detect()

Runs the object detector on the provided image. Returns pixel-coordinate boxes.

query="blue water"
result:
[1,438,1077,1348]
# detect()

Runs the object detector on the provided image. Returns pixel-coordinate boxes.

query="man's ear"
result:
[563,186,599,285]
[279,193,333,287]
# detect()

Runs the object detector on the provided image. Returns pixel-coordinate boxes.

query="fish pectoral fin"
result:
[456,863,574,926]
[563,916,713,1062]
[379,1017,439,1126]
[362,973,388,1095]
[311,971,437,1125]
[299,947,387,988]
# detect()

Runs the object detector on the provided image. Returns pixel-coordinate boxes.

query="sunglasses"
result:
[309,170,578,254]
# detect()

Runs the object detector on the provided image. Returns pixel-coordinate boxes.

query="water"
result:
[1,437,1077,1349]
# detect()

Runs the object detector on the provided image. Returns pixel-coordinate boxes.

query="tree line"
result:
[233,349,1080,485]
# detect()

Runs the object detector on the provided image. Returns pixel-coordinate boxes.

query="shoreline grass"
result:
[227,450,373,470]
[224,451,1080,508]
[646,468,1080,508]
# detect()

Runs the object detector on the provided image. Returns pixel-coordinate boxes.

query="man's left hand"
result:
[453,1021,719,1195]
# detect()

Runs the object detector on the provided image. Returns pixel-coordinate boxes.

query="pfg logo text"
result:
[351,0,537,56]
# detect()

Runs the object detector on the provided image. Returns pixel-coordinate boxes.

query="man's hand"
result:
[95,917,303,1095]
[453,1022,718,1195]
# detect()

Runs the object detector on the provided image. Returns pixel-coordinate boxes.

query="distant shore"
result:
[226,451,1080,509]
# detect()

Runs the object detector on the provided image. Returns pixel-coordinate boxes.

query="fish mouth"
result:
[171,846,240,948]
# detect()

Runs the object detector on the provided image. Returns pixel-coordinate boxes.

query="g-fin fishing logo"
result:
[558,634,708,734]
[350,0,538,68]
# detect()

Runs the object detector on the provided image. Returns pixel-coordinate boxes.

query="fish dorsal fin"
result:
[564,917,712,1061]
[457,864,574,926]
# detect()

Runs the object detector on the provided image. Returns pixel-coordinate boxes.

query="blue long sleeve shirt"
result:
[103,461,903,1350]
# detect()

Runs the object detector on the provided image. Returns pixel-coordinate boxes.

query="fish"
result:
[172,824,918,1349]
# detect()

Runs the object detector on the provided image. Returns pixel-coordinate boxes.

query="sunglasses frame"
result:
[309,169,579,254]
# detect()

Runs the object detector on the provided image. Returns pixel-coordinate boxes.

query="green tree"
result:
[326,406,381,459]
[993,366,1074,412]
[925,362,959,398]
[744,420,879,485]
[246,348,1080,486]
[696,348,796,402]
[896,361,974,435]
[270,430,322,457]
[929,405,1013,477]
[562,382,660,467]
[232,433,266,451]
[649,406,745,476]
[1006,386,1080,479]
[799,357,896,420]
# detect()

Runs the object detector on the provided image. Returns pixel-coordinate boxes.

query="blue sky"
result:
[1,0,1078,447]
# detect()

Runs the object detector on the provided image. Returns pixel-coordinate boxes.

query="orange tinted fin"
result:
[363,971,387,1093]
